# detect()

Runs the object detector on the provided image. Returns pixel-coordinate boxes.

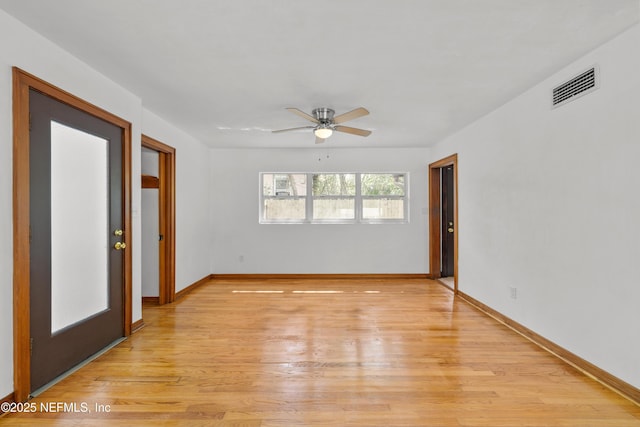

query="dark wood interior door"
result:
[29,89,124,392]
[441,166,455,277]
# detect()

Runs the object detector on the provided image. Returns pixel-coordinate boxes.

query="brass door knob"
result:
[114,229,123,236]
[114,242,126,250]
[447,228,454,233]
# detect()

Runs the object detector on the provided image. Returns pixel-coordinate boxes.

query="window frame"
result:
[259,172,409,224]
[311,173,357,223]
[261,173,308,223]
[359,173,408,224]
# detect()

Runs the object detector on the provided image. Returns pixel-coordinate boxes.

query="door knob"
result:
[447,227,454,233]
[114,229,123,236]
[114,242,126,250]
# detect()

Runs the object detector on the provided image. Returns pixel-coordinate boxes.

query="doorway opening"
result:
[428,154,458,293]
[141,135,176,305]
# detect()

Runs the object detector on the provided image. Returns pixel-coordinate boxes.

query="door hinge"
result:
[159,234,164,241]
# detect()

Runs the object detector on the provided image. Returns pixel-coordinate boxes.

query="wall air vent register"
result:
[552,66,598,108]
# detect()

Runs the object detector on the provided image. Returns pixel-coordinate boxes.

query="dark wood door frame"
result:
[12,68,133,402]
[141,135,176,305]
[428,154,459,293]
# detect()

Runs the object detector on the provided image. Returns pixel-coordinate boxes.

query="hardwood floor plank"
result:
[2,278,639,426]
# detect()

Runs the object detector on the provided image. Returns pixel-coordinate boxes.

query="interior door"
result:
[441,166,455,277]
[29,89,125,391]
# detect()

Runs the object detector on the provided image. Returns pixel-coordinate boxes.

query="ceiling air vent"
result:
[552,67,598,108]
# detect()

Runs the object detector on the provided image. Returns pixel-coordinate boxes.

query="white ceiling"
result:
[1,1,638,148]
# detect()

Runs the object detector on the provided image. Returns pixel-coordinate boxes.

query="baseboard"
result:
[457,290,640,405]
[211,273,431,280]
[175,274,214,300]
[131,318,145,333]
[174,274,430,299]
[142,296,159,305]
[0,392,14,416]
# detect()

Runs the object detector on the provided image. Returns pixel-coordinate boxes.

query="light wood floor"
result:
[3,278,639,426]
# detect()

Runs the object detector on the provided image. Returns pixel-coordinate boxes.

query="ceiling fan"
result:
[273,107,372,144]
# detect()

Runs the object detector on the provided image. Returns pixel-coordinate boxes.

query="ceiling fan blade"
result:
[334,125,372,137]
[272,126,315,133]
[315,136,326,144]
[286,108,319,123]
[333,107,369,124]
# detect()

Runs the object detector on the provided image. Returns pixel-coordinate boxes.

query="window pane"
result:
[263,173,306,196]
[51,121,109,333]
[363,198,405,220]
[312,174,355,196]
[313,199,355,219]
[263,198,306,220]
[362,174,405,196]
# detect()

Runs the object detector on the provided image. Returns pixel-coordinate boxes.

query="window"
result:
[262,174,307,221]
[361,173,406,220]
[312,173,356,220]
[260,172,408,224]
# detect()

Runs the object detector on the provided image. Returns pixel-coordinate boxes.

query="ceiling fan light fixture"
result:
[314,126,333,139]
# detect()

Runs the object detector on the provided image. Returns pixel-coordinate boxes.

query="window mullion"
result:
[306,173,313,222]
[355,173,362,222]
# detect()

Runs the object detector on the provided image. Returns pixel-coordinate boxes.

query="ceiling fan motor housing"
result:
[312,108,335,124]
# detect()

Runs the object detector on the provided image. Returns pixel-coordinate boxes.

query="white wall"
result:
[210,147,431,274]
[142,109,212,292]
[431,25,640,389]
[141,149,159,297]
[141,189,160,297]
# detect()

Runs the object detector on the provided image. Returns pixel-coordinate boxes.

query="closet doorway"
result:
[141,135,176,305]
